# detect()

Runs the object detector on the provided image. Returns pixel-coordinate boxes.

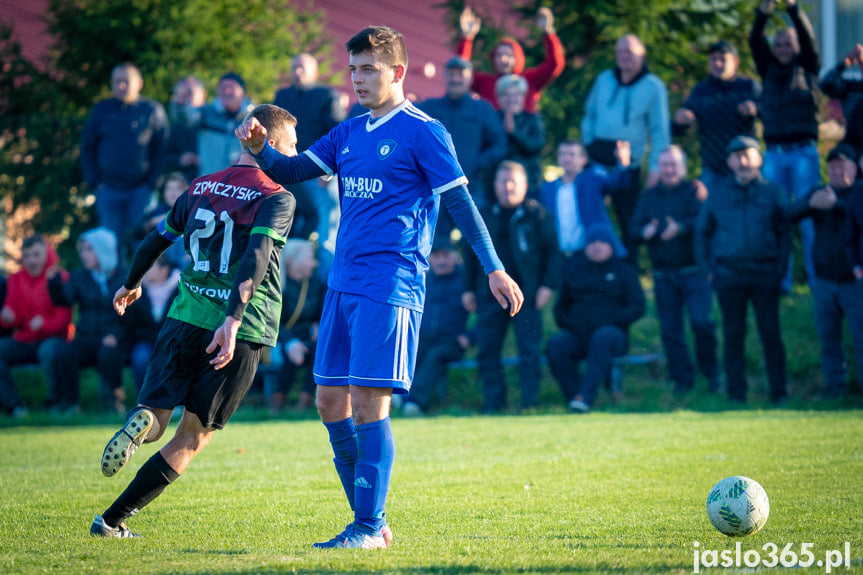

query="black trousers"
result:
[713,274,787,402]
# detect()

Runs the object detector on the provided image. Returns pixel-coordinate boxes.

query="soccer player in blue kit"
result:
[236,26,523,549]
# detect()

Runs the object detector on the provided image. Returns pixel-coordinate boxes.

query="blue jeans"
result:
[811,277,863,396]
[654,270,719,391]
[762,143,820,288]
[545,326,626,407]
[130,341,154,393]
[96,183,154,258]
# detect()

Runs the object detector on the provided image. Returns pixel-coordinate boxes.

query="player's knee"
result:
[315,386,351,421]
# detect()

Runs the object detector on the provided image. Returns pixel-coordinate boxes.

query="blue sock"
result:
[324,417,357,511]
[353,417,394,533]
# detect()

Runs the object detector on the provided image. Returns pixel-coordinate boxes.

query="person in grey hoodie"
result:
[581,34,670,259]
[49,227,132,414]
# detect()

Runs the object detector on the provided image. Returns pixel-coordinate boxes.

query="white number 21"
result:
[189,208,234,274]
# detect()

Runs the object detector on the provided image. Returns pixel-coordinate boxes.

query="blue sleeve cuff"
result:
[441,186,504,275]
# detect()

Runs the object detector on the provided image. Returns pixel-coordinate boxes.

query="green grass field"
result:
[1,411,861,574]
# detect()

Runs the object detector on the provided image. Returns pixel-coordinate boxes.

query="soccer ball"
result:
[706,476,770,537]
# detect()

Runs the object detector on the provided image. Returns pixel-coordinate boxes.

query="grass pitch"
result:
[1,410,861,574]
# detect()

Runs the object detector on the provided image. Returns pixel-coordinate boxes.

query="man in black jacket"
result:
[546,224,645,413]
[630,146,720,394]
[695,136,792,405]
[788,144,863,400]
[672,41,760,194]
[463,161,558,412]
[750,0,821,289]
[418,56,508,222]
[80,63,169,260]
[402,237,470,416]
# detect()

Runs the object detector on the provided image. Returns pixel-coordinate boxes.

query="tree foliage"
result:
[1,0,330,261]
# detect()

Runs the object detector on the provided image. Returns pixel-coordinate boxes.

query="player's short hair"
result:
[495,160,527,179]
[346,26,408,69]
[248,104,297,149]
[21,234,45,251]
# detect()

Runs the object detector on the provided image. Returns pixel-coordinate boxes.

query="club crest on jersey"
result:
[377,139,397,160]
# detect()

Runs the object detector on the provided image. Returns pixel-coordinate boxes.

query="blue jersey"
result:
[304,101,467,311]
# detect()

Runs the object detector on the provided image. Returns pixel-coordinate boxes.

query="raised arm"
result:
[749,3,773,78]
[235,117,325,185]
[788,1,820,74]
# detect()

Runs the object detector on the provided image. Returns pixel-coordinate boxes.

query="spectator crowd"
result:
[2,1,863,418]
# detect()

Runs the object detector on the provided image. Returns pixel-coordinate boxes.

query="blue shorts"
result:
[313,290,421,394]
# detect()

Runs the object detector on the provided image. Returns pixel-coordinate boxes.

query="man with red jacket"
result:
[455,6,564,113]
[0,235,72,416]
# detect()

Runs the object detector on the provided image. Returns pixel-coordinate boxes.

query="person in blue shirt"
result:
[236,25,523,550]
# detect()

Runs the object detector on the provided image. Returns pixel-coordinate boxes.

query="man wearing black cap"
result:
[197,72,255,175]
[672,41,761,194]
[418,55,507,232]
[695,136,791,405]
[546,223,645,413]
[788,144,862,400]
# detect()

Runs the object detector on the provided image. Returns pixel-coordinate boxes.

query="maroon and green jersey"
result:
[157,165,293,346]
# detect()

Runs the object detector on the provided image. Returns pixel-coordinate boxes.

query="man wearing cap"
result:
[672,41,761,194]
[787,144,862,400]
[418,56,507,228]
[750,0,821,289]
[695,136,791,405]
[197,72,255,175]
[546,223,645,413]
[401,236,470,416]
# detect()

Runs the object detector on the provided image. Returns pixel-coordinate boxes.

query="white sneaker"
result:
[567,399,590,413]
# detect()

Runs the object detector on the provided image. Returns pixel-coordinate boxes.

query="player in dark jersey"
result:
[237,27,524,549]
[89,104,297,538]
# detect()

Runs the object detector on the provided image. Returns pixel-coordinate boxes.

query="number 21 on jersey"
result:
[189,208,234,274]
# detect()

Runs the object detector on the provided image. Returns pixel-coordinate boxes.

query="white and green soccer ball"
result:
[706,476,770,537]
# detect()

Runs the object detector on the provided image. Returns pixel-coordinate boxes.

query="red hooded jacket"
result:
[456,33,565,113]
[1,243,72,344]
